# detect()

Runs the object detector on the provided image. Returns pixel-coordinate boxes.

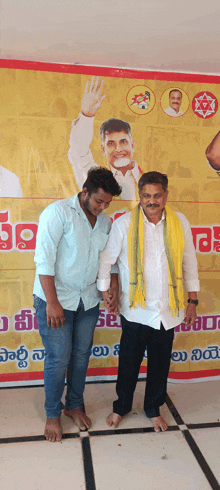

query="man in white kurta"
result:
[97,171,199,432]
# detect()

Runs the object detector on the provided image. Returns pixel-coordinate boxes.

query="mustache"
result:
[146,204,159,208]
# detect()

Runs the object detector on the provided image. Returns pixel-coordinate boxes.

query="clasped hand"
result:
[102,288,119,315]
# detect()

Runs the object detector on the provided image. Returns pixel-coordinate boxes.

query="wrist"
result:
[81,111,94,118]
[187,298,199,306]
[188,292,197,300]
[47,298,60,307]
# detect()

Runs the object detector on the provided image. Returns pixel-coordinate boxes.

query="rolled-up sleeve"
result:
[34,206,64,276]
[178,213,200,292]
[97,219,124,291]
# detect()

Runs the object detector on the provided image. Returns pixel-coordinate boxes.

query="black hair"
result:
[138,171,168,193]
[100,118,132,142]
[83,167,122,196]
[169,89,182,98]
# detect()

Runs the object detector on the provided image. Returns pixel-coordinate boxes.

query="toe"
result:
[56,431,62,442]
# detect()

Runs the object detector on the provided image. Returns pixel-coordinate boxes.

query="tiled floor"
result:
[1,379,220,490]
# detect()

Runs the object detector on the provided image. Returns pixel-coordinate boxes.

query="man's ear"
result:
[81,187,89,198]
[101,144,106,156]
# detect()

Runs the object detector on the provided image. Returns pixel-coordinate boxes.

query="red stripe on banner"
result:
[0,372,44,382]
[168,369,220,380]
[1,59,220,84]
[1,368,220,383]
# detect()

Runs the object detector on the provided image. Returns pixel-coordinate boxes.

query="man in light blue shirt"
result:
[33,167,121,442]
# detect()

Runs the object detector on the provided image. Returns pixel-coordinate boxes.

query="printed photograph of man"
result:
[206,130,220,176]
[68,77,143,200]
[164,89,184,117]
[0,165,23,197]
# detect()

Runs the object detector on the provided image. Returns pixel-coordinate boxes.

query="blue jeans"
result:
[34,295,99,418]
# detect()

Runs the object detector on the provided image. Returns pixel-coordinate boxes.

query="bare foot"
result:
[64,408,92,430]
[106,412,122,428]
[151,415,168,432]
[45,417,62,442]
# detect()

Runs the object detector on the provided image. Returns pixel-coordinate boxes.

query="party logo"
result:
[192,92,218,119]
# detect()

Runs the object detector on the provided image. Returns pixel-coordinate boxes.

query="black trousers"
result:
[113,315,174,418]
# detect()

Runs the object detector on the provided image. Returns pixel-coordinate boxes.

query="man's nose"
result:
[148,196,155,204]
[116,141,121,151]
[100,202,107,211]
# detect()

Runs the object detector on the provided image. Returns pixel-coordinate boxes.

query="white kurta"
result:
[97,209,200,330]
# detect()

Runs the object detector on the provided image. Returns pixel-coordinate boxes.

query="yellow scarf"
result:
[128,204,185,316]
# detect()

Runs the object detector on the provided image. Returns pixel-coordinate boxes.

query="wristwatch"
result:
[187,298,199,306]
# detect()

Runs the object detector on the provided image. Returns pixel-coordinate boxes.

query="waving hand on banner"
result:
[81,77,106,117]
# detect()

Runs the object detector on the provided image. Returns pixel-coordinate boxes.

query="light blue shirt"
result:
[33,194,112,311]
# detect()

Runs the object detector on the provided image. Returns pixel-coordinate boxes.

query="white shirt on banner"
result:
[68,112,140,200]
[0,166,23,197]
[164,106,184,117]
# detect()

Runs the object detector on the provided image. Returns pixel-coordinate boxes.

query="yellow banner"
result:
[0,61,220,385]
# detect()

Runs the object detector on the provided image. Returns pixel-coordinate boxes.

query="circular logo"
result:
[161,88,189,117]
[126,85,156,115]
[192,92,218,119]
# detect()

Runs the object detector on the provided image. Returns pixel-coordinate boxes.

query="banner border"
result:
[1,59,220,84]
[1,367,220,383]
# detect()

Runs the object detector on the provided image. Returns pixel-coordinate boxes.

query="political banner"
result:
[0,60,220,386]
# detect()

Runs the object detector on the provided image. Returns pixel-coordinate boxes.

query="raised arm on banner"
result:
[81,76,106,118]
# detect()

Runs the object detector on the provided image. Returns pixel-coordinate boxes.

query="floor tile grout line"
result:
[165,394,185,425]
[166,394,220,489]
[0,433,80,444]
[0,426,179,445]
[183,430,220,490]
[81,436,97,490]
[187,422,220,429]
[88,425,180,437]
[1,421,220,444]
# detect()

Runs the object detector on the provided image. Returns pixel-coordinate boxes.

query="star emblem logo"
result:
[192,92,218,119]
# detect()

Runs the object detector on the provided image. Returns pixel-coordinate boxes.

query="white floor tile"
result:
[167,380,220,424]
[90,431,211,490]
[1,380,219,490]
[0,439,85,490]
[84,381,177,431]
[0,387,79,438]
[190,427,220,483]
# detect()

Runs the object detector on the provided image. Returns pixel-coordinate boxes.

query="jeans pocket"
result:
[33,295,44,314]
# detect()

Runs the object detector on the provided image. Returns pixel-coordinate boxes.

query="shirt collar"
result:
[68,193,103,227]
[141,206,166,225]
[68,194,81,211]
[109,161,139,182]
